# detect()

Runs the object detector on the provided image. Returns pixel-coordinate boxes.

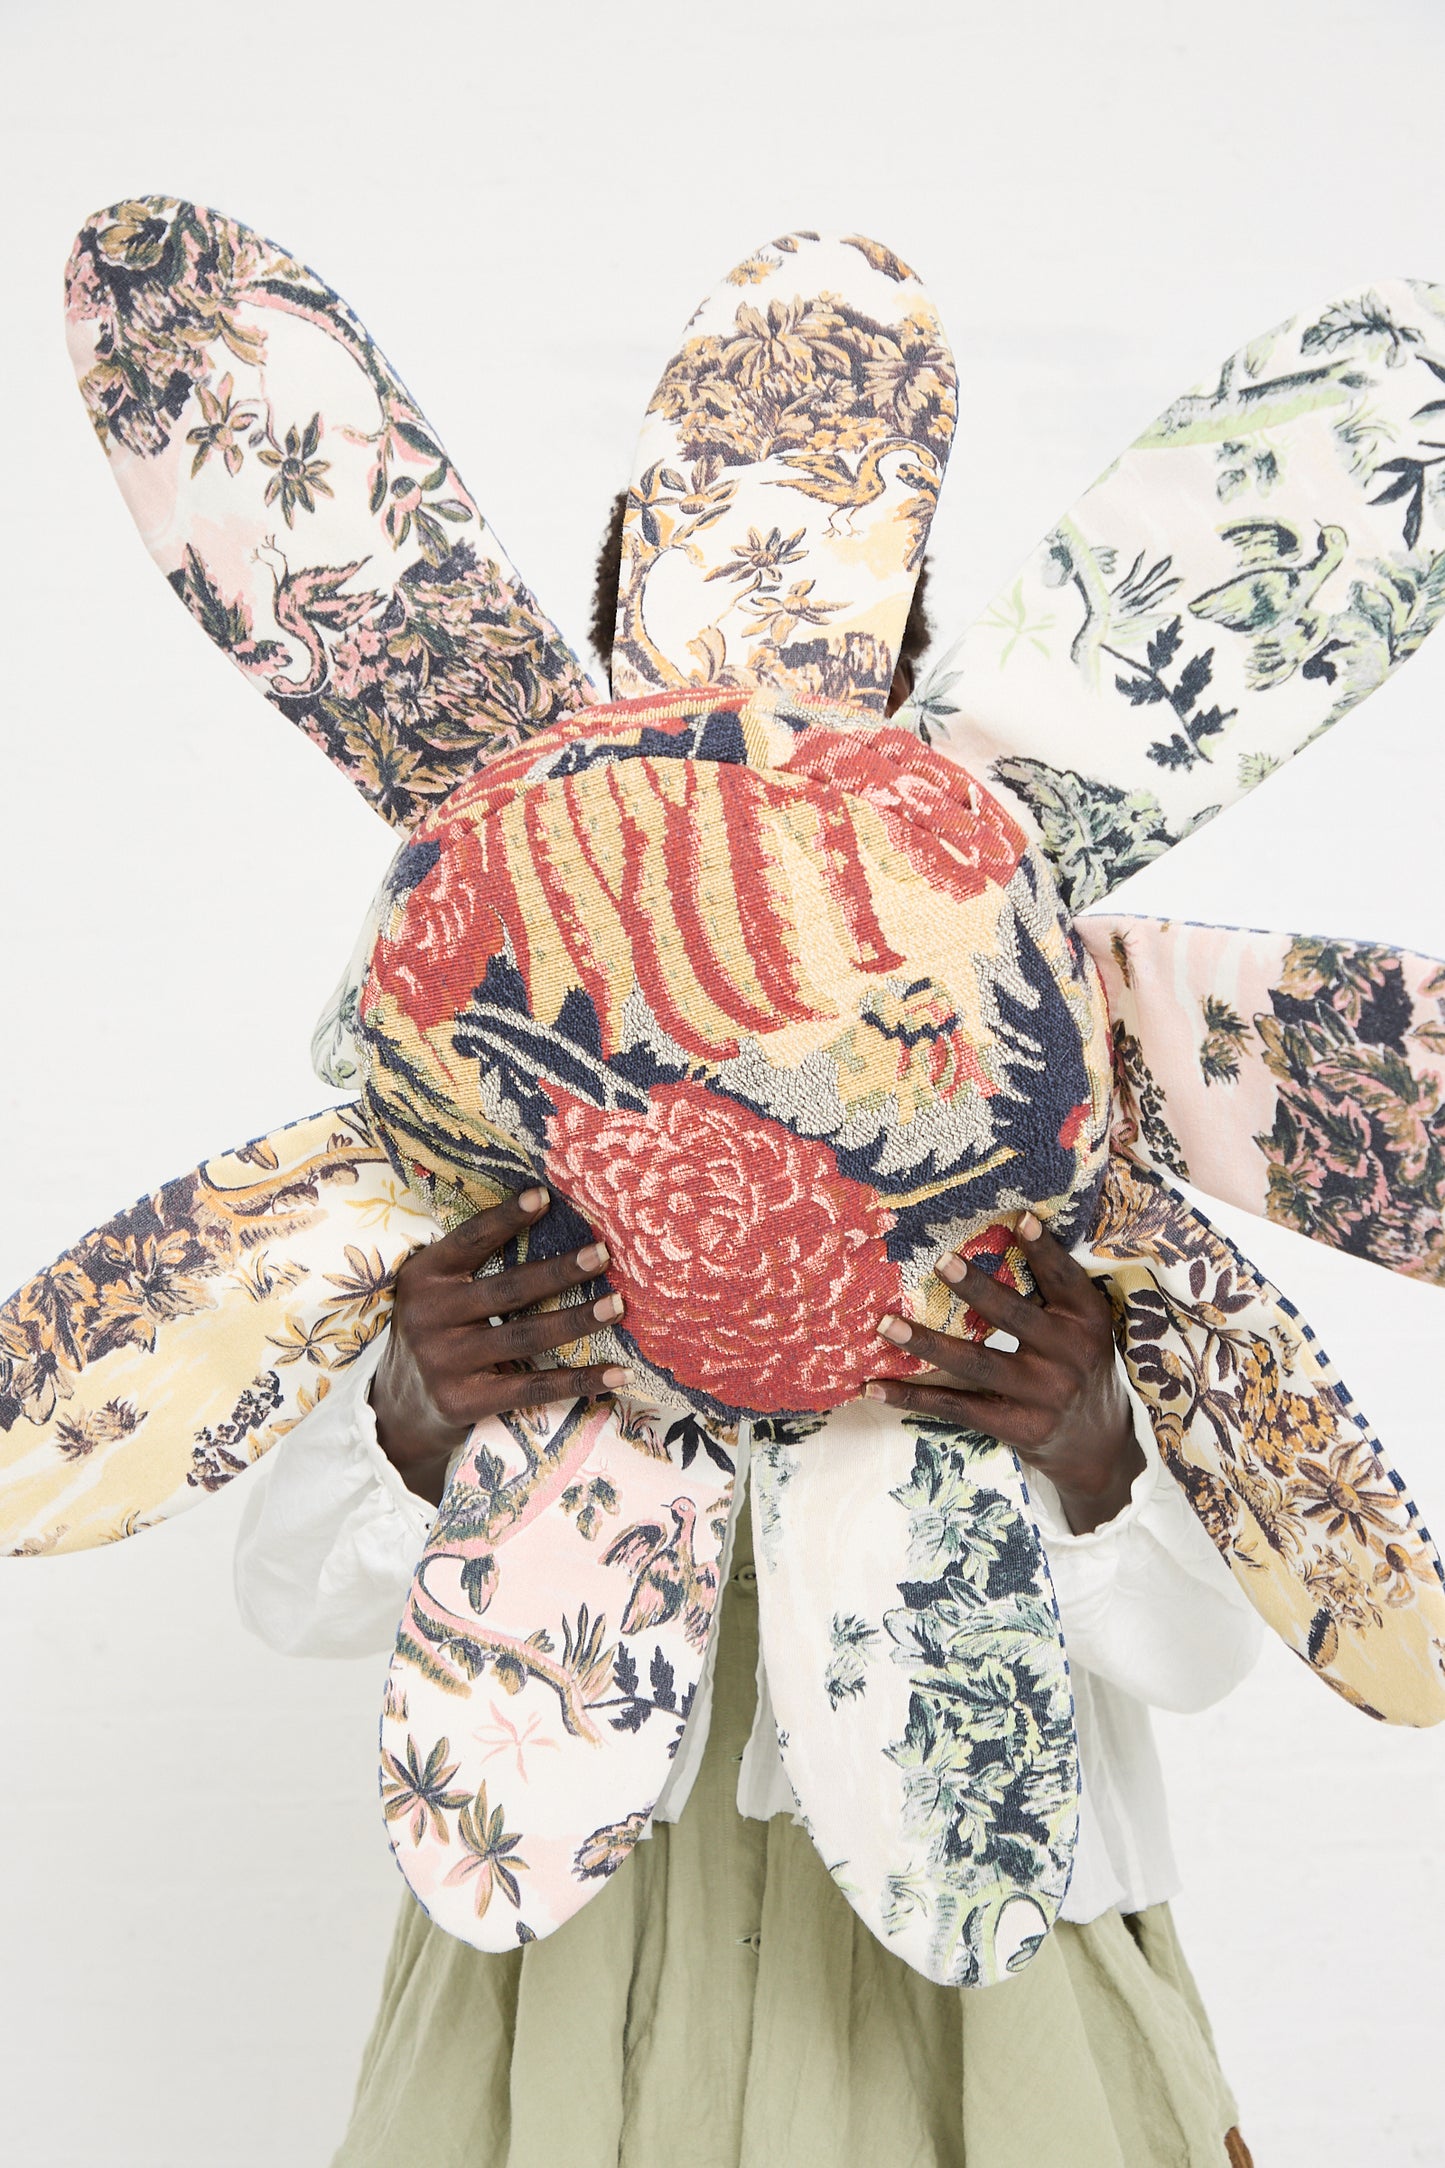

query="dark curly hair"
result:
[588,488,932,711]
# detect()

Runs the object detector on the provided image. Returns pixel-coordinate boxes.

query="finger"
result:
[862,1378,1037,1449]
[466,1362,634,1421]
[1010,1208,1101,1313]
[422,1187,551,1279]
[874,1316,1055,1406]
[476,1290,625,1364]
[430,1240,610,1326]
[931,1251,1063,1354]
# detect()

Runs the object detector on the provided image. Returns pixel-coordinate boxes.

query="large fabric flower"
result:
[541,1080,911,1411]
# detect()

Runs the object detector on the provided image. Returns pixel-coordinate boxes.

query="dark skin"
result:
[884,654,914,716]
[372,1186,630,1507]
[373,1194,1142,1533]
[867,1209,1143,1534]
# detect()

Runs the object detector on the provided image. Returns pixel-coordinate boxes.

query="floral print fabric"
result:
[65,199,597,829]
[356,686,1115,1422]
[752,1396,1078,1987]
[0,1105,433,1554]
[351,673,1109,1969]
[1080,1157,1445,1724]
[909,282,1445,908]
[1081,914,1445,1282]
[382,1392,737,1949]
[616,234,956,711]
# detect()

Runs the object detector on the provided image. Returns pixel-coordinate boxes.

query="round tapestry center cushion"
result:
[358,688,1114,1419]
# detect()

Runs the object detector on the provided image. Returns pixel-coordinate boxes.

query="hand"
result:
[865,1210,1144,1534]
[371,1186,629,1505]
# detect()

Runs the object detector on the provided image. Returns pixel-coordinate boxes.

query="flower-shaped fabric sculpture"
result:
[5,200,1445,1991]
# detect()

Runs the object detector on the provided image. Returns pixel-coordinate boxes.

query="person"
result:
[233,518,1262,2168]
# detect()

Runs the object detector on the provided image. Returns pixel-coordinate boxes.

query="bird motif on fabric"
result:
[1137,351,1362,448]
[602,1497,720,1652]
[769,437,935,536]
[254,542,380,698]
[1188,519,1349,686]
[1042,517,1183,680]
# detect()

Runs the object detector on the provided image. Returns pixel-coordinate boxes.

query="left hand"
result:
[865,1210,1145,1535]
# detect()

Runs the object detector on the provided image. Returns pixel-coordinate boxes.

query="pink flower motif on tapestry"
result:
[542,1080,916,1410]
[780,726,1027,905]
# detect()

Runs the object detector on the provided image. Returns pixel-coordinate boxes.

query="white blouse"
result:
[233,1333,1261,1926]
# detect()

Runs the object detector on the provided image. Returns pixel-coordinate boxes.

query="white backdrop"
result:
[2,2,1444,2161]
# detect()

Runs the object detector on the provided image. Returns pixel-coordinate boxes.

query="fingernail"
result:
[877,1315,911,1345]
[602,1366,632,1389]
[594,1293,625,1321]
[1019,1211,1042,1241]
[863,1382,887,1400]
[576,1242,609,1272]
[520,1187,549,1214]
[937,1254,966,1284]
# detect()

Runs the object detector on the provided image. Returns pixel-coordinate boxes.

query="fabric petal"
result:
[751,1395,1078,1987]
[382,1396,737,1948]
[909,279,1445,907]
[0,1103,434,1555]
[1079,913,1445,1285]
[65,196,598,829]
[1078,1152,1445,1725]
[615,233,956,711]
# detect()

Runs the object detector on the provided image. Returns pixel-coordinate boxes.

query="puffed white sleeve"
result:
[1030,1366,1264,1714]
[232,1326,434,1658]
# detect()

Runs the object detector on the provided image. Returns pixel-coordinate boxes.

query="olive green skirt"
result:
[334,1512,1242,2168]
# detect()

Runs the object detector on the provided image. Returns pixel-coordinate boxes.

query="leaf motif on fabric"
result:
[1084,1157,1445,1725]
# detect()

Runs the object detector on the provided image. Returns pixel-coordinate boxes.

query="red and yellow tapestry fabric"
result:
[357,686,1115,1420]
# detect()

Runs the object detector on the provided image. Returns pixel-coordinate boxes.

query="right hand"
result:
[370,1186,628,1504]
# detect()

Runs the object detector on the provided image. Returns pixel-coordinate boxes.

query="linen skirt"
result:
[333,1507,1245,2168]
